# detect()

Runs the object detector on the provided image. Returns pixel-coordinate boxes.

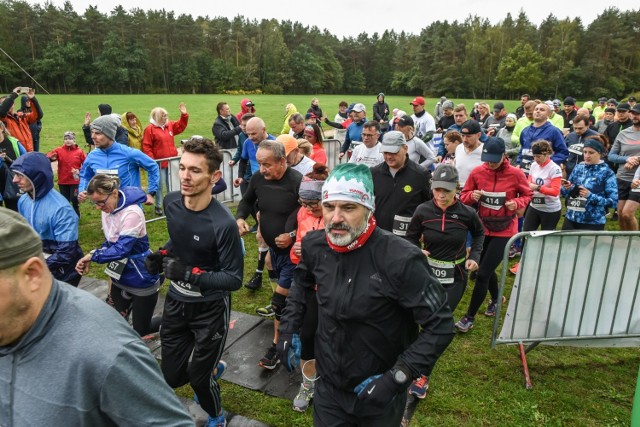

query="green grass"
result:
[45,95,637,426]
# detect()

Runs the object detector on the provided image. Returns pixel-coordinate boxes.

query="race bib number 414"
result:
[480,191,506,211]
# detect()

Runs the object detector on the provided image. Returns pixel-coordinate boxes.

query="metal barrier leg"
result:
[518,342,534,390]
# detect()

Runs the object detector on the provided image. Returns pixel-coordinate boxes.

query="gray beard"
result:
[325,215,369,246]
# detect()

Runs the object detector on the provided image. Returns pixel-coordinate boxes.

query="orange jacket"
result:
[0,95,42,152]
[290,208,324,265]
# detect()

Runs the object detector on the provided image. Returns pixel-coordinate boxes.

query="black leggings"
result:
[59,184,80,217]
[444,268,468,312]
[106,283,159,336]
[523,207,561,231]
[466,236,510,318]
[300,289,319,361]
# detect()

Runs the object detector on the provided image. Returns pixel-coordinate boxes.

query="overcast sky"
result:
[27,0,638,38]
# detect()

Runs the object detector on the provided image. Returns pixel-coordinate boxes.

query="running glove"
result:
[354,371,405,407]
[276,332,301,372]
[144,249,169,275]
[162,257,193,282]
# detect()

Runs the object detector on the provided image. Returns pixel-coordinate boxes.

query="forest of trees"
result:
[0,1,638,100]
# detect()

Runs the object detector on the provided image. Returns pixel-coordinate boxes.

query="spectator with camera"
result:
[0,87,43,152]
[0,121,26,211]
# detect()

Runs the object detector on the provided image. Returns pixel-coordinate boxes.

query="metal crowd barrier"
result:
[491,231,640,389]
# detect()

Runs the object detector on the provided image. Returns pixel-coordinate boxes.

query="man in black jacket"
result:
[277,163,454,426]
[212,102,242,149]
[371,131,432,235]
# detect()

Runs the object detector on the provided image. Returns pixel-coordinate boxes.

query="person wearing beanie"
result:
[0,207,194,426]
[287,163,330,412]
[436,100,455,132]
[277,162,454,426]
[560,96,578,133]
[371,130,432,234]
[0,87,43,152]
[46,131,86,216]
[561,134,618,230]
[236,139,302,370]
[82,104,129,148]
[78,115,159,205]
[11,151,84,287]
[373,92,390,132]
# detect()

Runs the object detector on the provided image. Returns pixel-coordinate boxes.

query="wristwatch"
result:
[390,367,409,386]
[289,230,296,239]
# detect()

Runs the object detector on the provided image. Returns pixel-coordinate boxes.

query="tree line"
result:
[0,1,638,100]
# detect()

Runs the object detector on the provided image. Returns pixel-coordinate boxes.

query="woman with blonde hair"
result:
[142,103,188,215]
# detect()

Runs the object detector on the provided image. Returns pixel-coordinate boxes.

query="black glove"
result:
[144,249,168,275]
[276,332,301,372]
[354,370,407,407]
[162,257,192,282]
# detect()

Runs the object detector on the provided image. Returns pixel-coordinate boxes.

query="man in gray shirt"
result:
[0,208,193,427]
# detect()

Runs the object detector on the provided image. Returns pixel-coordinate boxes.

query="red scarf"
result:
[326,216,376,253]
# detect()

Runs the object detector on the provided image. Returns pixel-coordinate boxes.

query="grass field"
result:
[29,94,639,426]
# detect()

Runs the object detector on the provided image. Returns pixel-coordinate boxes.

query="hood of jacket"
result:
[121,113,142,135]
[112,186,147,214]
[10,151,53,200]
[240,98,254,114]
[284,103,298,118]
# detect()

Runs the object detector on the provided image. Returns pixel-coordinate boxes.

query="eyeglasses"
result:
[299,199,320,208]
[91,192,112,207]
[362,133,377,138]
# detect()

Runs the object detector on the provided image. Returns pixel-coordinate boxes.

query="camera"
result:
[18,87,30,94]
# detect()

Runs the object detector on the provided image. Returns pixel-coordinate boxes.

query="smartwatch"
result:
[289,230,296,239]
[390,367,409,386]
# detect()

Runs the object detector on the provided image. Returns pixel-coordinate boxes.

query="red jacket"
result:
[142,113,188,168]
[47,144,87,185]
[460,158,532,237]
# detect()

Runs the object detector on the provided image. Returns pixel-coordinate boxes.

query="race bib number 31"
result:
[392,215,412,236]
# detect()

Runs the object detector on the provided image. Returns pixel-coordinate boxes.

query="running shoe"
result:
[256,304,275,318]
[454,315,475,333]
[258,344,280,370]
[408,375,429,399]
[292,382,314,412]
[510,262,520,275]
[214,360,227,381]
[485,296,507,317]
[508,245,522,258]
[244,272,263,290]
[205,411,226,427]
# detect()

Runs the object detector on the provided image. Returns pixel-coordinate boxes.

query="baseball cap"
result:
[604,107,616,114]
[396,115,414,127]
[443,100,454,110]
[629,96,637,102]
[460,120,482,134]
[607,98,619,106]
[276,134,299,156]
[245,100,255,107]
[351,103,366,113]
[410,96,425,106]
[379,131,406,154]
[553,99,562,108]
[598,97,607,103]
[563,97,575,106]
[481,137,506,163]
[346,103,356,114]
[431,164,458,191]
[493,102,505,111]
[631,104,640,114]
[544,100,554,110]
[617,102,631,112]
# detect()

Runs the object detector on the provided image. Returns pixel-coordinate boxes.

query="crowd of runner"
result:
[1,88,639,426]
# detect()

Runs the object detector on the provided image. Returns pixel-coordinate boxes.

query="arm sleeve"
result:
[459,173,477,206]
[540,176,562,197]
[100,340,194,426]
[236,175,258,219]
[190,221,243,292]
[417,142,437,169]
[607,138,627,164]
[586,172,618,211]
[341,127,352,153]
[141,126,154,158]
[238,158,248,179]
[211,177,227,195]
[91,211,144,263]
[405,209,424,248]
[78,158,94,192]
[134,150,160,193]
[468,212,485,264]
[392,250,455,378]
[550,133,569,164]
[511,170,533,210]
[82,125,93,146]
[171,113,189,136]
[27,97,43,123]
[46,210,80,272]
[0,93,17,117]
